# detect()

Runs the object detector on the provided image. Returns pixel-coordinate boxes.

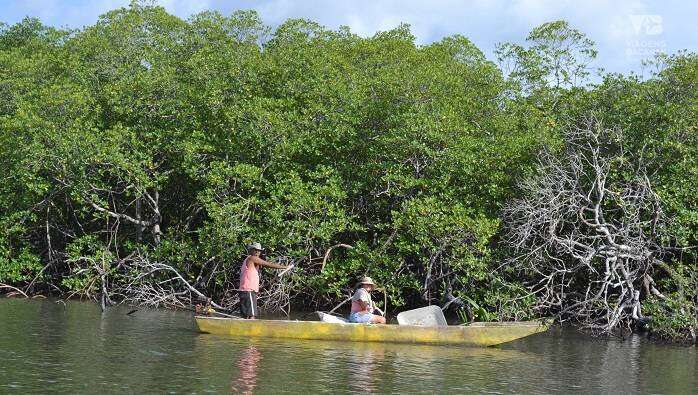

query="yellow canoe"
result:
[194,317,550,347]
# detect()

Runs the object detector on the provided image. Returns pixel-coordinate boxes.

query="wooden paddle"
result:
[277,264,295,277]
[163,301,240,318]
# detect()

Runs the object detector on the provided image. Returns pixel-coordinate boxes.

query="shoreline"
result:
[2,293,695,346]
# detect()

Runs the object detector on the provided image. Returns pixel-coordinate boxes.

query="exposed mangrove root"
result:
[255,257,298,316]
[504,116,671,335]
[116,253,225,310]
[0,283,29,298]
[37,249,303,316]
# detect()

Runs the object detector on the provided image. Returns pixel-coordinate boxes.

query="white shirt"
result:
[351,288,372,313]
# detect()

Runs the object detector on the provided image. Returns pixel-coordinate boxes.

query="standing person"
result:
[348,276,386,324]
[239,242,291,319]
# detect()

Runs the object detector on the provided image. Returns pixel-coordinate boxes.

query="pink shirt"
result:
[239,257,260,292]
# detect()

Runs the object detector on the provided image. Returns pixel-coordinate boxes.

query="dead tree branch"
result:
[504,116,667,334]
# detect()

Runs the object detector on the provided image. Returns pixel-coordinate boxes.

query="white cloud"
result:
[3,0,696,75]
[158,0,212,18]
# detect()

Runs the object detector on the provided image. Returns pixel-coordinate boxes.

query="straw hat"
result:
[247,242,264,252]
[358,276,376,288]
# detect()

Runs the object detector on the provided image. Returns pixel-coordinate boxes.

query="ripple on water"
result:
[0,299,696,394]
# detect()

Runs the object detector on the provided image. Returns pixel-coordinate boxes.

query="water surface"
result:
[0,299,695,393]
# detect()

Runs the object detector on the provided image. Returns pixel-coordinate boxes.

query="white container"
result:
[317,311,349,323]
[396,305,448,326]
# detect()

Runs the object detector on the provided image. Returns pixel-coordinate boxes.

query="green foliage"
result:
[644,296,696,342]
[61,235,112,293]
[496,20,597,93]
[0,4,695,341]
[642,259,698,342]
[0,213,42,283]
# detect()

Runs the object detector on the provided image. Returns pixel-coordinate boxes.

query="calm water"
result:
[0,299,695,394]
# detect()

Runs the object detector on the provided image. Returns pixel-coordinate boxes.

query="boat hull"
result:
[194,317,549,347]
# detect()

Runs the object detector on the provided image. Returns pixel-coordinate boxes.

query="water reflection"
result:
[232,345,262,395]
[346,343,386,393]
[1,299,695,394]
[220,337,536,394]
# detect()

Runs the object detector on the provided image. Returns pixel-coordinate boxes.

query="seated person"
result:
[348,276,386,324]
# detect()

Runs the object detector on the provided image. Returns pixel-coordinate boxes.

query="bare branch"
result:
[504,116,667,334]
[89,200,153,227]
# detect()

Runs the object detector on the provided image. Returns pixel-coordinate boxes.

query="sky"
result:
[1,0,695,76]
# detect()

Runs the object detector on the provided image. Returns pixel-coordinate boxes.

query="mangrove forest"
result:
[0,2,696,343]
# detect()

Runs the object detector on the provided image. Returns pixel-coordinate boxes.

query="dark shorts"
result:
[239,291,258,318]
